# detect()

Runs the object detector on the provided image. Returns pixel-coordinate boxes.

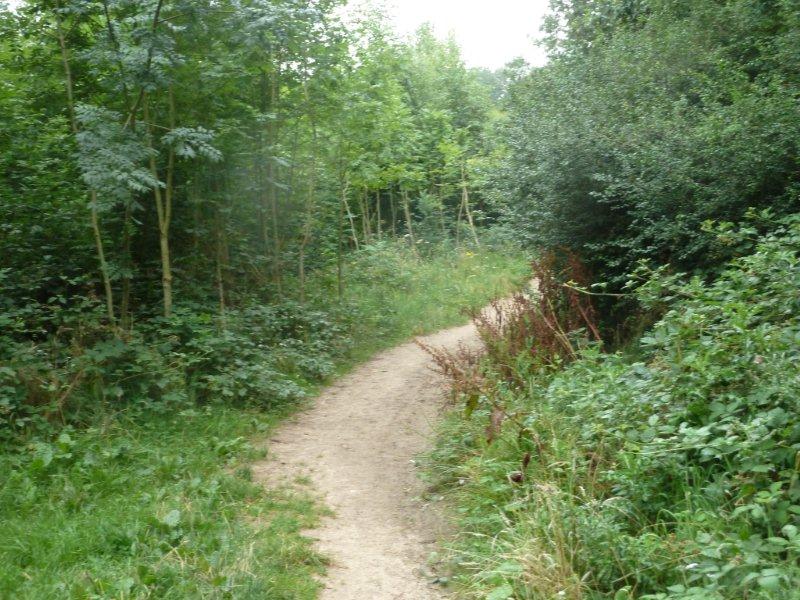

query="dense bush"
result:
[0,300,345,442]
[1,242,527,445]
[427,216,800,598]
[496,0,800,315]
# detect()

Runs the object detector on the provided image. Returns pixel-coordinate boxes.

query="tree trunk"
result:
[298,112,318,304]
[258,70,270,260]
[360,188,371,245]
[389,187,397,236]
[215,206,228,330]
[55,2,116,326]
[402,189,415,246]
[343,191,360,250]
[268,62,282,295]
[375,190,382,240]
[461,163,480,247]
[455,185,465,247]
[144,93,174,318]
[90,193,116,325]
[338,180,348,300]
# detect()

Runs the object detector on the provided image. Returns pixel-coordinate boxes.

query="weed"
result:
[425,219,800,599]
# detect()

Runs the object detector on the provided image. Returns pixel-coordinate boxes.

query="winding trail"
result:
[253,322,482,599]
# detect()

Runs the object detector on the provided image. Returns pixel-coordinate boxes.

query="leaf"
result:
[486,405,505,444]
[31,443,54,471]
[161,509,181,528]
[487,584,514,600]
[757,574,782,590]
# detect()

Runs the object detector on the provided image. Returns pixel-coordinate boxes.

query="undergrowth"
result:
[424,217,800,599]
[0,243,527,598]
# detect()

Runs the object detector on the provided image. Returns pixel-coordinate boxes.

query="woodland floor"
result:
[253,322,482,599]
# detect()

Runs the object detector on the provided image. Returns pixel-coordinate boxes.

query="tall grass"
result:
[311,242,529,364]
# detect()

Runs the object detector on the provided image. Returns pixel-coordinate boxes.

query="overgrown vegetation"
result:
[421,3,800,597]
[5,0,800,597]
[1,245,524,597]
[426,218,800,598]
[494,0,800,325]
[0,0,512,437]
[1,0,530,594]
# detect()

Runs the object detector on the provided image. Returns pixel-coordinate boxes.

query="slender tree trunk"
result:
[338,180,348,301]
[389,187,397,237]
[359,190,368,245]
[90,194,116,324]
[461,163,480,247]
[144,93,174,318]
[298,112,318,304]
[54,3,76,128]
[164,87,176,311]
[343,191,360,250]
[456,187,465,247]
[375,190,382,240]
[402,189,415,246]
[268,63,282,295]
[360,188,371,245]
[258,70,270,259]
[55,3,116,325]
[215,205,228,330]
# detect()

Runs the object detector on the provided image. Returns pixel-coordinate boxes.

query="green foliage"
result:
[0,244,524,441]
[0,244,525,596]
[426,217,800,598]
[496,0,800,313]
[326,243,529,361]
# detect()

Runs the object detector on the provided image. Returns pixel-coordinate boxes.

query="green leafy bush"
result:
[0,303,344,439]
[429,217,800,598]
[496,0,800,320]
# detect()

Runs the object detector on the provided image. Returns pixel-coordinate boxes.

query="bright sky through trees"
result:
[357,0,550,69]
[345,0,549,70]
[4,0,549,68]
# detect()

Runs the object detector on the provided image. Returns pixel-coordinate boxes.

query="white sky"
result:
[375,0,550,69]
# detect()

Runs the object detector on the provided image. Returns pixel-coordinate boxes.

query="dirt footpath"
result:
[253,322,482,599]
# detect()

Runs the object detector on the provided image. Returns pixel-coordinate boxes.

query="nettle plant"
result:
[549,216,800,597]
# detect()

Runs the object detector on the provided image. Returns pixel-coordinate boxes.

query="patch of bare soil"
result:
[253,322,482,599]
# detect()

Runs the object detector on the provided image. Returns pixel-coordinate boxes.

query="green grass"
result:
[314,243,529,365]
[0,406,325,599]
[0,244,527,599]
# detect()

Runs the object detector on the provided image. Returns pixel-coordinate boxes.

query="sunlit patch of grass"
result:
[318,242,530,366]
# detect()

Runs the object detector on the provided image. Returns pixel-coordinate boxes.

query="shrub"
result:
[429,216,800,599]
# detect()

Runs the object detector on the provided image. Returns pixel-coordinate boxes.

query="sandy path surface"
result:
[253,322,481,600]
